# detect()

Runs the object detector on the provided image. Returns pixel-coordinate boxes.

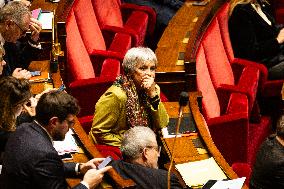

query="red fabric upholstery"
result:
[197,45,248,164]
[217,2,283,97]
[96,145,122,160]
[70,0,131,56]
[92,0,156,46]
[201,17,259,115]
[196,44,271,165]
[66,10,121,117]
[232,163,252,186]
[78,116,122,160]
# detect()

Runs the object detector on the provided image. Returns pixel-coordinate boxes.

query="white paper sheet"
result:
[175,157,227,187]
[211,177,246,189]
[53,129,79,155]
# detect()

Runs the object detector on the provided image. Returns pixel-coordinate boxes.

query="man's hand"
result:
[29,18,42,43]
[80,158,105,174]
[82,166,112,189]
[12,68,31,79]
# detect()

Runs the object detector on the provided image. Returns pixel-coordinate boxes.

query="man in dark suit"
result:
[250,115,284,189]
[1,91,111,189]
[0,1,42,79]
[111,126,183,189]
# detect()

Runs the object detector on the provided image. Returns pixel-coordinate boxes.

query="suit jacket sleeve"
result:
[32,153,86,189]
[15,39,42,69]
[229,5,280,62]
[170,173,183,189]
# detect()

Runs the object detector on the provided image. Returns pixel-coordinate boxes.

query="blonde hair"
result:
[229,0,252,16]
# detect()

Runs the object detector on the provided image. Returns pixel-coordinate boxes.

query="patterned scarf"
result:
[114,75,151,128]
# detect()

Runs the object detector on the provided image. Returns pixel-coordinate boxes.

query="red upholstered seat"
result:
[92,0,156,46]
[217,2,283,98]
[196,44,270,165]
[66,10,121,120]
[70,0,132,59]
[201,17,259,117]
[232,163,252,186]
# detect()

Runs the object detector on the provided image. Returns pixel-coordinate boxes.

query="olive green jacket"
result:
[89,85,169,147]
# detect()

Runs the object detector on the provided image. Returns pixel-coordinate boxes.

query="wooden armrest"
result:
[72,118,136,188]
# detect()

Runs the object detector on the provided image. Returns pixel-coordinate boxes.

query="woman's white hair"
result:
[122,47,157,74]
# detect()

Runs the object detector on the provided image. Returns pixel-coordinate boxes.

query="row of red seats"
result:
[66,0,157,119]
[196,2,281,185]
[65,0,168,160]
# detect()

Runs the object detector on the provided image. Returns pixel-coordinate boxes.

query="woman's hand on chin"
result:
[141,75,156,98]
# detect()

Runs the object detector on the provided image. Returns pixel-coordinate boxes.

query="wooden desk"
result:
[162,94,248,189]
[155,0,226,101]
[29,60,62,94]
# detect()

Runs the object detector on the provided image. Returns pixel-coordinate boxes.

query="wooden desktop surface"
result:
[155,0,227,101]
[163,94,248,189]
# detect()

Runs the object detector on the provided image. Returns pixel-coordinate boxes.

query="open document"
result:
[175,157,227,187]
[53,129,79,155]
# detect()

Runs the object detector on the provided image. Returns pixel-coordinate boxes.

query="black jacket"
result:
[229,3,282,67]
[111,160,183,189]
[3,38,42,76]
[250,135,284,189]
[0,121,86,189]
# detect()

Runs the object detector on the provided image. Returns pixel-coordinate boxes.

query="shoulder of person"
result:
[103,85,127,101]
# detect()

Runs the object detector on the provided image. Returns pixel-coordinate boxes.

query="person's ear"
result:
[5,20,14,30]
[49,116,59,127]
[142,147,150,161]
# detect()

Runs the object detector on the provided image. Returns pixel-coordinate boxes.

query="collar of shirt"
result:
[34,120,54,145]
[251,3,271,26]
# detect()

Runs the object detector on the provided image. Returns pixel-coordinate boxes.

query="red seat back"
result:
[215,2,234,62]
[196,44,221,120]
[202,18,235,88]
[91,0,124,28]
[66,10,96,81]
[72,0,107,54]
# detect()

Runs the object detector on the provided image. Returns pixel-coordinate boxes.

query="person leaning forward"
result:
[0,91,111,189]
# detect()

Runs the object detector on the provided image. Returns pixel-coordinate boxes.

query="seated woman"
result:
[0,76,32,155]
[89,47,169,148]
[229,0,284,80]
